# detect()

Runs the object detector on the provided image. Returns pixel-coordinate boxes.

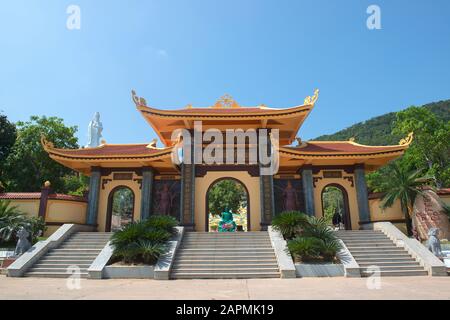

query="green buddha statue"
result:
[218,208,236,232]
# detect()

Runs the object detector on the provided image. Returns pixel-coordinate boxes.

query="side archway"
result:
[321,183,352,230]
[106,186,135,232]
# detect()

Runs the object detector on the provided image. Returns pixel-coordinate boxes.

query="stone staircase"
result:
[336,230,428,277]
[171,232,280,279]
[25,232,111,278]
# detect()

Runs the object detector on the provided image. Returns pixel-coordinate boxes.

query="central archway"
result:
[106,186,135,232]
[205,177,250,232]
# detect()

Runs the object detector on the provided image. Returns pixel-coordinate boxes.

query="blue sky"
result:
[1,0,449,146]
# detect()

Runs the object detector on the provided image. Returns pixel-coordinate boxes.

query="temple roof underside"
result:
[42,135,413,176]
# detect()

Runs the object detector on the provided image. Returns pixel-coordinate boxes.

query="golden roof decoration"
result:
[146,138,158,149]
[349,137,356,142]
[212,94,240,109]
[41,135,54,149]
[399,132,414,146]
[304,89,320,105]
[131,90,148,107]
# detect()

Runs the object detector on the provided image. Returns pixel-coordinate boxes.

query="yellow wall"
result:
[312,170,360,230]
[6,200,39,218]
[97,172,142,232]
[46,200,87,224]
[194,171,261,231]
[369,197,404,222]
[4,198,87,237]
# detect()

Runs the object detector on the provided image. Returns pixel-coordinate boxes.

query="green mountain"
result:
[314,100,450,145]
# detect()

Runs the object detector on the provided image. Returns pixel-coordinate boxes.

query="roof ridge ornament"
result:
[295,137,308,148]
[212,94,240,109]
[40,135,54,149]
[131,90,148,107]
[304,89,320,105]
[146,138,158,149]
[399,132,414,146]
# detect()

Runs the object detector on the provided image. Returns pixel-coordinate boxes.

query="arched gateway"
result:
[42,90,412,232]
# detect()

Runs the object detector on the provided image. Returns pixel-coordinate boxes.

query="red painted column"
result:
[38,181,53,220]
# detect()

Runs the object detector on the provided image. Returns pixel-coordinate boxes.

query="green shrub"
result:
[144,215,178,234]
[287,236,342,263]
[287,237,323,262]
[316,239,342,262]
[136,240,167,264]
[110,218,177,265]
[303,216,336,243]
[271,211,309,240]
[274,211,342,263]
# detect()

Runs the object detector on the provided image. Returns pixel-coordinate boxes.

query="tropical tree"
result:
[207,179,246,216]
[392,106,450,188]
[3,116,83,193]
[0,112,17,188]
[380,163,432,236]
[0,200,46,245]
[0,200,27,243]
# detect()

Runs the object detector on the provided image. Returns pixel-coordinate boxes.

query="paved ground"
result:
[1,275,449,300]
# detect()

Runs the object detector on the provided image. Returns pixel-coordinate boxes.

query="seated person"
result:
[218,208,237,232]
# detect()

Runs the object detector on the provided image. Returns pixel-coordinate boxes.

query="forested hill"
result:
[313,99,450,145]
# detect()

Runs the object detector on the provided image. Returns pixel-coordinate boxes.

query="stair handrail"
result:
[372,222,447,276]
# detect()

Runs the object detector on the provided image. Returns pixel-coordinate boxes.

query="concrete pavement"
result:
[0,275,449,300]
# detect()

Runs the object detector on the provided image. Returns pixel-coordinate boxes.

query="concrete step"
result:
[179,245,273,250]
[33,263,91,268]
[172,231,278,279]
[175,253,276,259]
[42,252,98,260]
[360,270,428,277]
[346,246,401,251]
[179,248,274,252]
[175,259,277,264]
[181,239,272,243]
[348,248,405,253]
[360,265,424,271]
[38,259,95,264]
[171,272,280,279]
[58,244,105,251]
[358,261,420,267]
[24,272,89,278]
[172,267,278,273]
[174,255,277,261]
[50,248,102,253]
[345,241,397,245]
[28,267,88,273]
[173,261,278,270]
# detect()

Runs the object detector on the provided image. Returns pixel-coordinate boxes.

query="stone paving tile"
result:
[0,275,449,300]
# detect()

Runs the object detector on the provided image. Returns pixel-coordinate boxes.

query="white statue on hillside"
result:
[86,112,103,148]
